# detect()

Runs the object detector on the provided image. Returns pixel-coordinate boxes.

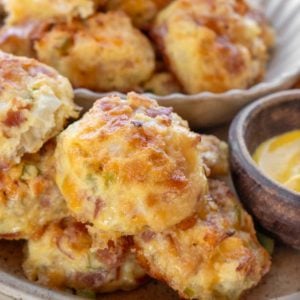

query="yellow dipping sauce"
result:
[253,130,300,194]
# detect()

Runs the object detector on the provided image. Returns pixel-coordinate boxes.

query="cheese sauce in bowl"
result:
[253,130,300,193]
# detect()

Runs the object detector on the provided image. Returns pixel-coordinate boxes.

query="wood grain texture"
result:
[229,90,300,249]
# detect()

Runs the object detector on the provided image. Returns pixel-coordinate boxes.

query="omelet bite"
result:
[0,20,49,58]
[105,0,173,29]
[55,93,207,244]
[23,217,147,292]
[3,0,97,25]
[152,0,275,94]
[143,71,182,95]
[135,180,271,300]
[0,51,79,168]
[0,141,68,240]
[35,12,155,92]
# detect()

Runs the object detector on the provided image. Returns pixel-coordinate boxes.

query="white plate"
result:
[75,0,300,128]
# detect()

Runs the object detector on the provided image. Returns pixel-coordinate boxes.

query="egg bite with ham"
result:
[3,0,97,25]
[152,0,275,94]
[134,179,271,300]
[34,12,155,92]
[23,217,147,293]
[0,140,68,240]
[55,92,208,245]
[104,0,173,29]
[0,51,79,168]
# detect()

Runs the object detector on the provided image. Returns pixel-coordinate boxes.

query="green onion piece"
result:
[76,290,96,299]
[103,172,116,188]
[21,164,39,180]
[183,287,195,298]
[257,232,275,255]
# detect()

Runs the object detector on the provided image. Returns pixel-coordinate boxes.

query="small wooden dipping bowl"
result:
[229,90,300,249]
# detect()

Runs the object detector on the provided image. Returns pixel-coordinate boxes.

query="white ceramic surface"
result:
[75,0,300,128]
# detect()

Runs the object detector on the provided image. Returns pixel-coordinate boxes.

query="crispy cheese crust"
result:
[134,180,271,300]
[55,93,207,244]
[0,51,79,168]
[0,141,68,240]
[143,71,182,95]
[152,0,275,94]
[3,0,96,25]
[23,217,146,292]
[105,0,173,29]
[35,12,155,92]
[0,20,49,58]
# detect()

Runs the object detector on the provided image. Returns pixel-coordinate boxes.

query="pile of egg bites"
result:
[0,0,275,299]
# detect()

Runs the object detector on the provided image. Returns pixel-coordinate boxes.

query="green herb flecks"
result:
[257,232,275,255]
[21,164,39,180]
[103,172,116,188]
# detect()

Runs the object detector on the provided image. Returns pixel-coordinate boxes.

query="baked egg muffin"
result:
[35,11,155,92]
[23,217,146,292]
[0,51,79,168]
[134,179,271,300]
[143,71,182,95]
[0,20,49,58]
[3,0,97,25]
[0,140,68,240]
[104,0,173,29]
[152,0,275,94]
[55,92,208,244]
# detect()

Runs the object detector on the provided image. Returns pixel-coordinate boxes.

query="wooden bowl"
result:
[229,90,300,249]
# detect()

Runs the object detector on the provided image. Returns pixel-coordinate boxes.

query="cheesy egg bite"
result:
[3,0,97,25]
[152,0,275,94]
[55,92,208,244]
[0,140,68,240]
[0,51,79,168]
[35,12,155,92]
[23,217,146,292]
[134,180,271,300]
[104,0,173,29]
[0,20,49,58]
[142,71,182,95]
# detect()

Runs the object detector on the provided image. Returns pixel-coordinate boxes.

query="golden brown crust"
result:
[142,71,182,95]
[104,0,173,29]
[23,217,147,292]
[0,140,68,240]
[34,12,155,92]
[55,92,207,244]
[152,0,275,94]
[0,20,50,58]
[3,0,96,25]
[0,51,79,167]
[135,179,271,300]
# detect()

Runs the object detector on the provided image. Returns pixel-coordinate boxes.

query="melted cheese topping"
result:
[253,130,300,193]
[3,0,96,25]
[35,12,155,93]
[0,51,79,168]
[135,180,270,299]
[55,93,208,246]
[23,217,146,292]
[152,0,275,94]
